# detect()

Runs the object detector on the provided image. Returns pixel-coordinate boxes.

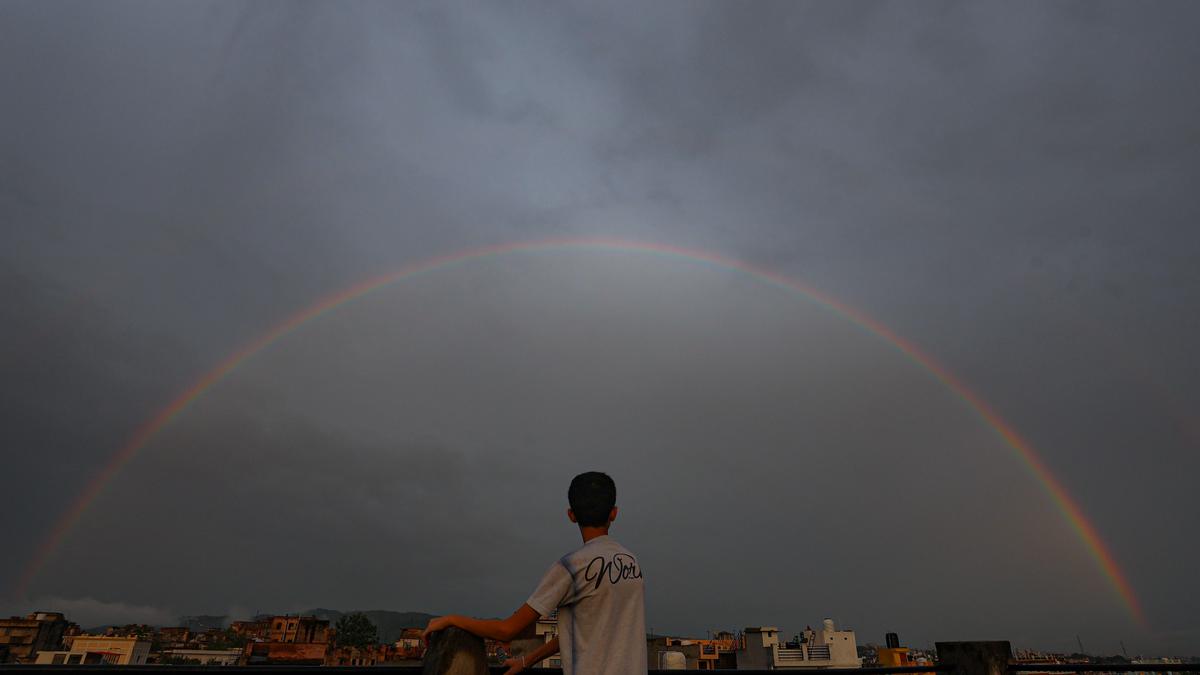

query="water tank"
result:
[659,651,687,670]
[886,633,900,649]
[823,618,835,633]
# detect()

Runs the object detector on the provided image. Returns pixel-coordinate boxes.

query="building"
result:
[391,628,424,663]
[241,616,332,665]
[267,615,330,643]
[395,628,423,656]
[193,627,244,648]
[0,612,71,663]
[329,644,396,666]
[876,633,934,675]
[35,636,151,665]
[102,624,155,638]
[532,611,562,669]
[242,642,329,665]
[159,648,244,665]
[737,620,862,670]
[156,627,192,647]
[648,637,726,670]
[1131,657,1185,675]
[230,620,270,641]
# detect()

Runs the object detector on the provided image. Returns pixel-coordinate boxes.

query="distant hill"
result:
[304,608,436,643]
[80,609,436,643]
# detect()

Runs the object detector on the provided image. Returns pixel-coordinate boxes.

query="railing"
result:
[1,649,1197,674]
[1009,666,1199,673]
[1,665,1197,674]
[807,645,833,660]
[778,647,812,661]
[0,662,955,667]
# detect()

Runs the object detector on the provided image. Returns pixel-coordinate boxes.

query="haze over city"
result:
[2,0,1198,659]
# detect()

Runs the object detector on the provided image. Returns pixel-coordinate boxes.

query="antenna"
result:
[1120,641,1128,658]
[1076,635,1085,655]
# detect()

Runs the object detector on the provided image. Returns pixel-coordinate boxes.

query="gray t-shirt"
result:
[526,535,646,675]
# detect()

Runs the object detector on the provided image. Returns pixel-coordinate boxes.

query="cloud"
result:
[1,597,175,629]
[1,0,1197,655]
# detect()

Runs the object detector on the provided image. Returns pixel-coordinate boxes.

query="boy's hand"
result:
[421,616,454,644]
[501,655,527,674]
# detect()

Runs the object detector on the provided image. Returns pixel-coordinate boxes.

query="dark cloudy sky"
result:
[3,0,1198,657]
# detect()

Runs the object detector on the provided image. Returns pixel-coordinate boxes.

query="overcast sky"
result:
[2,0,1198,657]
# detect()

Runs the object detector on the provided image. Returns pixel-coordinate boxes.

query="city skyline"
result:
[3,606,1185,663]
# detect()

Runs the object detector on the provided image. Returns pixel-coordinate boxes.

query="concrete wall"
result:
[737,628,778,670]
[161,649,243,665]
[64,637,151,665]
[936,641,1012,675]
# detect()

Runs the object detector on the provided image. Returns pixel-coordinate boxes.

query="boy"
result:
[423,471,646,674]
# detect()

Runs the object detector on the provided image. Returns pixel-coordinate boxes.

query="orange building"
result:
[877,633,935,675]
[394,628,424,660]
[647,636,737,671]
[230,620,270,640]
[0,612,71,663]
[267,616,330,644]
[242,641,329,665]
[240,616,332,665]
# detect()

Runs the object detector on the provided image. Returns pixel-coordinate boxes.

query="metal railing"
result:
[0,666,954,674]
[1,657,1196,674]
[1009,666,1200,673]
[0,662,955,667]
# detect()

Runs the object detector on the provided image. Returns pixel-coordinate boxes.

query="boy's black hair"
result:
[568,471,617,527]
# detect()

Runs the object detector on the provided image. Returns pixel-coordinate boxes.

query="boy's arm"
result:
[505,636,559,674]
[422,603,540,643]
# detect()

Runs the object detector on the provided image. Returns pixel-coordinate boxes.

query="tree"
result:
[334,613,378,649]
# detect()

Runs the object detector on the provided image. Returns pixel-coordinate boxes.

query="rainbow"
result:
[13,237,1146,626]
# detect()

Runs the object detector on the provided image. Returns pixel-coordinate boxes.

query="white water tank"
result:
[659,651,687,670]
[823,618,835,633]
